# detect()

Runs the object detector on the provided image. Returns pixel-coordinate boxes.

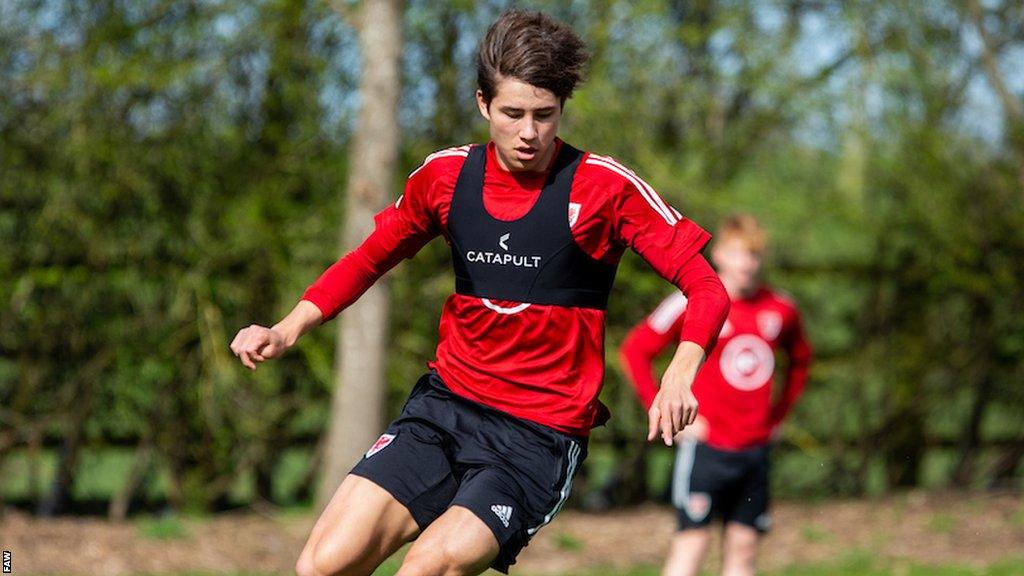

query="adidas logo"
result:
[491,504,513,528]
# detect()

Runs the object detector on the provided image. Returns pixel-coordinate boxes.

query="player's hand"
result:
[647,380,698,446]
[676,414,709,443]
[647,341,705,446]
[229,324,288,371]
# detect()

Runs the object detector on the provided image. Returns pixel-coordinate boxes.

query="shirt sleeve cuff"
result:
[300,293,334,323]
[679,331,714,352]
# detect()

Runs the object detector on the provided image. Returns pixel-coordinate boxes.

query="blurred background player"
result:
[620,214,812,576]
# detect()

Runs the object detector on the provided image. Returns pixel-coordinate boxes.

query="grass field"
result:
[3,491,1022,576]
[363,545,1024,576]
[81,557,1024,575]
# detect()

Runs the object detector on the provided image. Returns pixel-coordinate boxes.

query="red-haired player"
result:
[620,214,812,576]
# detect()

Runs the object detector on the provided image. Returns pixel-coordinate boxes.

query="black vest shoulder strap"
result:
[446,143,618,310]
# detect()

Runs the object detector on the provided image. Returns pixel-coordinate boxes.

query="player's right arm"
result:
[230,148,460,370]
[230,300,323,370]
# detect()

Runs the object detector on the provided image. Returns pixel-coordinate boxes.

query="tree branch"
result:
[329,0,359,28]
[967,0,1023,121]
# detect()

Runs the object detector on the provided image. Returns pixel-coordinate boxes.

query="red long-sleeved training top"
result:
[302,141,729,436]
[621,286,811,448]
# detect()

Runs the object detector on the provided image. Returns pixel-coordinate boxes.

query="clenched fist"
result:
[229,324,288,370]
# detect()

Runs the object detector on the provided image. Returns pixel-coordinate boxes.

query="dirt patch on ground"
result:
[2,491,1021,575]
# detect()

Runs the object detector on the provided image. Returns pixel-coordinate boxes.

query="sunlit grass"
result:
[113,556,1024,576]
[136,514,190,540]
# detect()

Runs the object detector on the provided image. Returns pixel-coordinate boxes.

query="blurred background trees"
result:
[1,0,1021,516]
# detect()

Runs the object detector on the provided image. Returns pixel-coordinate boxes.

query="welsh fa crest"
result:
[365,433,397,458]
[685,492,712,522]
[568,202,581,228]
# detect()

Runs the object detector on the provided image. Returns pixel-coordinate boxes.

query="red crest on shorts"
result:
[365,433,396,458]
[686,492,711,522]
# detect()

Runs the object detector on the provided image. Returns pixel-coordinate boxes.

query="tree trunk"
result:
[953,297,996,488]
[108,438,153,520]
[317,0,403,510]
[431,4,461,145]
[990,443,1024,490]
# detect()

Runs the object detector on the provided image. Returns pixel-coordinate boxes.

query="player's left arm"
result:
[647,258,726,446]
[769,307,813,427]
[604,162,730,446]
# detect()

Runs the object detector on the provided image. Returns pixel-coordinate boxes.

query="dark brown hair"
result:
[476,10,589,106]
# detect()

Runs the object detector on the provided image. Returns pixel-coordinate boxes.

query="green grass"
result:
[926,512,956,534]
[553,532,584,551]
[758,558,1024,576]
[799,522,832,543]
[384,557,1024,575]
[120,556,1024,576]
[1009,508,1024,528]
[136,515,190,540]
[557,557,1024,576]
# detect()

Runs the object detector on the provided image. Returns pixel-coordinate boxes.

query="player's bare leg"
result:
[395,505,500,576]
[295,474,420,576]
[720,522,758,576]
[662,527,711,576]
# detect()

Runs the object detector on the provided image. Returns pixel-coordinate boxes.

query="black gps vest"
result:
[447,144,618,310]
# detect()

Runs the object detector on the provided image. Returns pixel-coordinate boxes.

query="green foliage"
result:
[2,0,1023,513]
[1,0,351,511]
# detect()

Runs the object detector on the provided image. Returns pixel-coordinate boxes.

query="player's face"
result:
[477,77,562,172]
[712,238,763,293]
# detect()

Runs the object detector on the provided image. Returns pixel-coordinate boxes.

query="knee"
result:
[295,551,321,576]
[721,531,758,576]
[295,542,367,576]
[723,531,757,560]
[395,545,468,576]
[394,548,444,576]
[721,545,756,572]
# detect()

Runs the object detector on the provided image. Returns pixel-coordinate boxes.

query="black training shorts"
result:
[672,439,771,533]
[349,371,587,573]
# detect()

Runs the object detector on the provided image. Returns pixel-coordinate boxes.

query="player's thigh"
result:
[297,474,419,576]
[449,431,584,573]
[723,448,770,533]
[672,440,718,530]
[397,505,499,576]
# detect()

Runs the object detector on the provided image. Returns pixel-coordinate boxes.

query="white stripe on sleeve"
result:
[408,145,470,179]
[585,155,679,226]
[647,292,689,334]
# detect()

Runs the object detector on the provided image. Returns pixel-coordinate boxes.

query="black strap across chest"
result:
[446,144,618,310]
